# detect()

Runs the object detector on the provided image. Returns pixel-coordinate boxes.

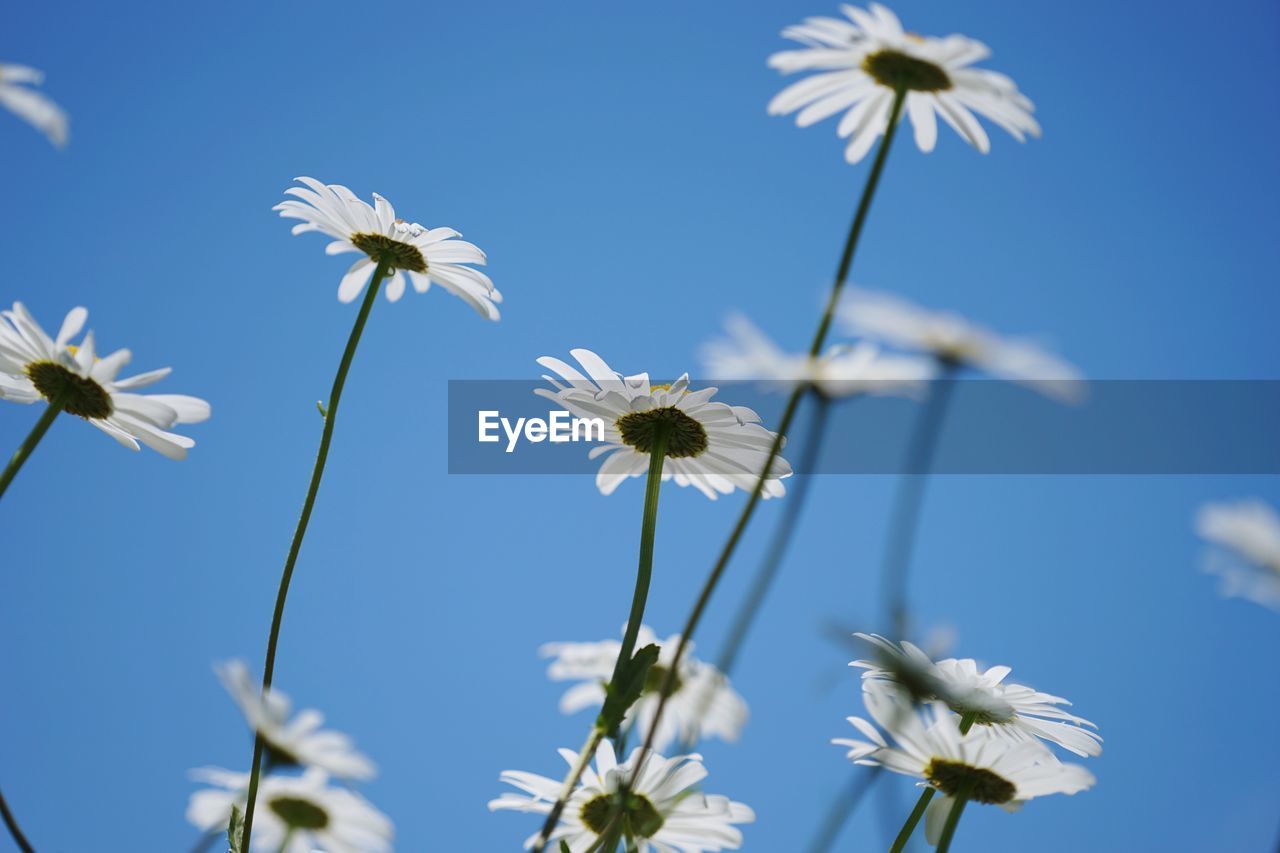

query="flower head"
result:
[536,348,792,499]
[187,767,392,853]
[839,289,1082,402]
[1196,500,1280,611]
[768,3,1039,163]
[216,660,375,780]
[702,313,934,399]
[273,177,501,319]
[541,624,748,752]
[834,684,1094,845]
[852,634,1102,757]
[489,741,754,852]
[0,63,68,147]
[0,303,209,458]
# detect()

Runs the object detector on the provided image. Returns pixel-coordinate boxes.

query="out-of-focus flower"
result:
[536,348,792,499]
[541,624,748,752]
[0,63,68,147]
[768,3,1039,163]
[839,288,1083,402]
[187,767,392,853]
[489,740,754,852]
[274,176,500,319]
[834,683,1094,845]
[702,313,934,399]
[0,303,209,458]
[853,634,1101,757]
[1196,500,1280,611]
[216,660,375,780]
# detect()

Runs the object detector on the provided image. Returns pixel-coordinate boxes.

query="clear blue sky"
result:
[2,1,1278,850]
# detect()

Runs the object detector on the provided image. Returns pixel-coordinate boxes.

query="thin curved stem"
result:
[0,786,34,853]
[532,427,670,852]
[0,396,64,503]
[889,787,934,853]
[631,85,909,784]
[716,396,831,678]
[239,261,389,850]
[883,360,958,639]
[934,785,972,853]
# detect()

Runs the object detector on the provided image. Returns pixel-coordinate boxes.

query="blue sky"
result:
[2,1,1278,850]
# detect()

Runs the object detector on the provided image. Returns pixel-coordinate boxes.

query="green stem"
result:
[239,260,389,851]
[0,785,34,853]
[715,397,830,680]
[533,428,670,852]
[0,397,64,503]
[934,784,973,853]
[631,84,910,782]
[958,711,977,736]
[607,426,671,696]
[889,787,935,853]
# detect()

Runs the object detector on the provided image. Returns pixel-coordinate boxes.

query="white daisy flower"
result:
[273,176,501,319]
[768,3,1040,163]
[187,767,392,853]
[536,348,792,499]
[0,303,209,459]
[839,288,1083,402]
[1196,500,1280,611]
[701,313,935,399]
[852,634,1102,757]
[833,684,1094,845]
[0,63,68,147]
[489,741,754,852]
[216,660,375,781]
[540,624,748,752]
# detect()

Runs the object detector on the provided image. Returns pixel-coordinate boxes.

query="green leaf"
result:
[596,643,660,736]
[227,804,245,853]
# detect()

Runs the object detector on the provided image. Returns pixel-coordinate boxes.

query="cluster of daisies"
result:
[835,635,1100,847]
[4,1,1271,851]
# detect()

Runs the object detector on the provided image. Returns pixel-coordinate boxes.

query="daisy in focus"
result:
[489,741,754,852]
[274,176,501,319]
[768,3,1039,163]
[216,660,376,780]
[536,348,792,499]
[541,624,748,752]
[0,303,209,458]
[702,313,934,399]
[1196,499,1280,611]
[0,63,68,147]
[839,288,1083,402]
[834,683,1094,845]
[188,767,392,853]
[853,633,1102,757]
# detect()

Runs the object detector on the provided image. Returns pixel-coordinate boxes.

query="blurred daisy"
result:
[489,740,754,852]
[187,767,392,853]
[541,624,748,752]
[853,634,1102,757]
[0,303,209,458]
[834,684,1094,845]
[217,660,375,781]
[273,176,501,319]
[702,313,934,399]
[1196,500,1280,611]
[536,348,792,499]
[0,63,68,147]
[839,288,1082,402]
[768,3,1039,163]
